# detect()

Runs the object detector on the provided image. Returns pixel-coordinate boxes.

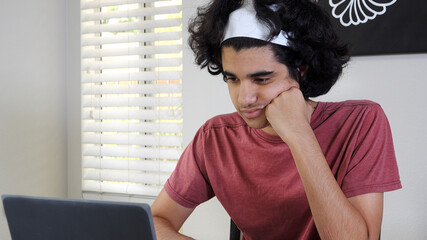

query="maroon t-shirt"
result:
[165,100,402,240]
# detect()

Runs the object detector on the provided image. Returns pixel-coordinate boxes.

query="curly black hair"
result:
[188,0,349,98]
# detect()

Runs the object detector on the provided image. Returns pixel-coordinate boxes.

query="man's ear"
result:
[297,65,309,77]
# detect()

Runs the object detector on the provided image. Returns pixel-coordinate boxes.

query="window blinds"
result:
[81,0,183,203]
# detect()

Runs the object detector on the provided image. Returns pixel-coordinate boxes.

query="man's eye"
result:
[224,76,238,82]
[255,78,270,83]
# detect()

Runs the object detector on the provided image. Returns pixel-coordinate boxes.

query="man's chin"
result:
[241,116,270,129]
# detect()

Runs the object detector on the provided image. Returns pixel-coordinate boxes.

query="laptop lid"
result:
[2,195,157,240]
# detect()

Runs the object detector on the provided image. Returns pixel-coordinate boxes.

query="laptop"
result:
[2,194,157,240]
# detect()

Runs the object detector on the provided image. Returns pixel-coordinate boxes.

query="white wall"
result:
[181,0,427,239]
[66,0,82,200]
[0,1,68,239]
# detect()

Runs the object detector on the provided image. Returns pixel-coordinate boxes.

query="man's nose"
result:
[238,80,257,106]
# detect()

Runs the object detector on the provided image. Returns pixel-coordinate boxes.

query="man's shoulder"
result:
[315,99,386,126]
[325,99,380,108]
[321,99,382,114]
[201,112,247,132]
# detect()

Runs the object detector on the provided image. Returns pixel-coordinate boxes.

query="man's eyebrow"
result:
[222,70,274,77]
[222,71,235,76]
[248,71,274,78]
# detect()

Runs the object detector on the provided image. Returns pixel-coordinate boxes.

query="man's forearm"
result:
[286,128,369,240]
[153,216,195,240]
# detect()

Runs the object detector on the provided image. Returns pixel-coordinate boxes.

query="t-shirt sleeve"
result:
[341,104,402,198]
[164,127,215,208]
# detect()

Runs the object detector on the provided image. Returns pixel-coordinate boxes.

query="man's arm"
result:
[151,189,195,240]
[266,88,383,240]
[286,129,382,239]
[349,192,383,238]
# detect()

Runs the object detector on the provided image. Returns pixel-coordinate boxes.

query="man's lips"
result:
[240,107,264,119]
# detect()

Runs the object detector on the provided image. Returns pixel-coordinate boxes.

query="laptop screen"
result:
[2,195,157,240]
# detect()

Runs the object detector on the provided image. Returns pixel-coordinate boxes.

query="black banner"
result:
[317,0,427,56]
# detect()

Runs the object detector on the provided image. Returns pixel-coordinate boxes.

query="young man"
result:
[151,0,401,239]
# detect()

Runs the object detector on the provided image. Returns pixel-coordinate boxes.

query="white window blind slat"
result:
[81,58,181,71]
[82,83,182,95]
[81,0,182,200]
[82,181,161,197]
[82,133,182,146]
[81,45,181,58]
[81,0,170,10]
[81,5,181,22]
[81,31,181,46]
[82,122,182,133]
[81,71,181,83]
[81,32,182,47]
[82,96,182,107]
[82,169,170,185]
[82,157,177,172]
[82,145,182,160]
[82,109,182,120]
[81,18,181,34]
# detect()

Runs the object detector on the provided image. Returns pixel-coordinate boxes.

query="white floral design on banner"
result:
[329,0,397,27]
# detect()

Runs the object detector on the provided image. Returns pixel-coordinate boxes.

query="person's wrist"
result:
[277,122,312,144]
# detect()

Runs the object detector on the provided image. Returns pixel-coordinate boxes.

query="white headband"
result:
[222,2,289,46]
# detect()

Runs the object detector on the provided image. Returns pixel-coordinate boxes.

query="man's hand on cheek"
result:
[265,87,313,143]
